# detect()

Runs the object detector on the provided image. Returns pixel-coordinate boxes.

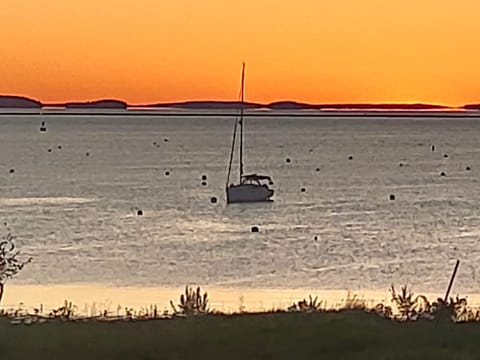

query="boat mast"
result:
[226,118,238,189]
[239,62,245,183]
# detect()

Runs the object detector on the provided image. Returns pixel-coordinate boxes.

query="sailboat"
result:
[226,63,275,204]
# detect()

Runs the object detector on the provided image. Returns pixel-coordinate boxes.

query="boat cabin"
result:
[240,174,273,186]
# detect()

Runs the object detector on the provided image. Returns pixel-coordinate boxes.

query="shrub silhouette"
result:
[288,295,323,312]
[0,233,31,304]
[49,300,77,320]
[390,285,431,320]
[389,284,475,322]
[170,286,209,316]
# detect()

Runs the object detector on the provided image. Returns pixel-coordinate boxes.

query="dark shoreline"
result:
[1,110,480,118]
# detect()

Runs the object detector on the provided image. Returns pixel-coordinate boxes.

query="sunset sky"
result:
[1,0,479,105]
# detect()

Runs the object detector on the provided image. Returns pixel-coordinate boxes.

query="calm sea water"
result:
[1,112,480,298]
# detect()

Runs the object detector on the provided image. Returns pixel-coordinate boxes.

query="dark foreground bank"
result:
[0,311,479,360]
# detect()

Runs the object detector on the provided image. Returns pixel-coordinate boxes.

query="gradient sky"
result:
[1,0,479,105]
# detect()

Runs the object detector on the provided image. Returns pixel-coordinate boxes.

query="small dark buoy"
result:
[466,166,471,171]
[165,171,170,176]
[431,145,435,152]
[137,209,143,216]
[48,148,52,153]
[348,155,353,160]
[440,171,446,177]
[444,154,448,158]
[201,175,207,181]
[389,194,395,201]
[85,152,90,157]
[210,196,217,204]
[314,236,318,241]
[9,168,14,174]
[153,142,157,146]
[164,138,169,142]
[301,187,306,192]
[251,226,259,233]
[309,149,313,152]
[316,168,320,172]
[399,163,404,167]
[201,181,207,186]
[58,145,62,150]
[286,158,291,163]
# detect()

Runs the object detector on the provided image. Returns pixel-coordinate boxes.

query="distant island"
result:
[463,104,480,110]
[264,101,449,110]
[135,100,450,110]
[45,99,128,109]
[0,95,41,108]
[65,100,128,109]
[0,95,479,111]
[139,100,263,110]
[65,100,127,109]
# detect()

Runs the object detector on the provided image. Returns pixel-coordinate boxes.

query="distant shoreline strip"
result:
[1,111,480,118]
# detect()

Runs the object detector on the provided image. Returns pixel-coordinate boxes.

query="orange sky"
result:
[1,0,479,105]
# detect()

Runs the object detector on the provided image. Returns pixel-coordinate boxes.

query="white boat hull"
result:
[227,184,274,203]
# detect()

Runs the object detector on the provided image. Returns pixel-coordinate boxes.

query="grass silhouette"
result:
[1,285,480,359]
